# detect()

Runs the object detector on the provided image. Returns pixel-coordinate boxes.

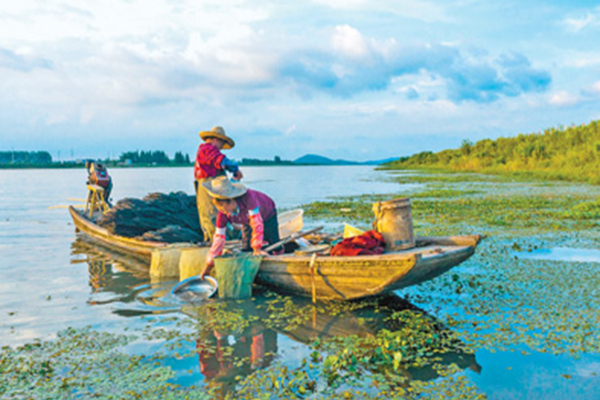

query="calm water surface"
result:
[514,247,600,263]
[2,166,599,399]
[0,165,409,344]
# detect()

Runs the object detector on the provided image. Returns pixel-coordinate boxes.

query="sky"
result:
[1,0,599,162]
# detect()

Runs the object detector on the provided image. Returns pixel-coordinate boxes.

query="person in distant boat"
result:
[199,176,281,279]
[86,160,113,206]
[195,126,243,242]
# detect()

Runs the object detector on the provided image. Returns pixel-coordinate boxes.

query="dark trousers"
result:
[241,212,281,253]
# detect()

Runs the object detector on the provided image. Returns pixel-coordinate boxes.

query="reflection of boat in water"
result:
[70,238,179,316]
[71,240,479,395]
[184,289,480,393]
[275,293,481,381]
[69,205,483,300]
[71,238,148,297]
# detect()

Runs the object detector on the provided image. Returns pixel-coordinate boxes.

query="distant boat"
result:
[69,206,482,301]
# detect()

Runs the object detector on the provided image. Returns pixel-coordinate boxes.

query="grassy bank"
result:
[382,120,600,185]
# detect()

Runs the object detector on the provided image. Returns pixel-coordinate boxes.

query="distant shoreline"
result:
[0,163,371,170]
[0,151,392,169]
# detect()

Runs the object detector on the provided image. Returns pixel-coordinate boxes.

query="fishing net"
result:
[214,254,262,299]
[98,192,202,242]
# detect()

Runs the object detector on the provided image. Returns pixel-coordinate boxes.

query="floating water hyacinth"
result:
[4,170,600,399]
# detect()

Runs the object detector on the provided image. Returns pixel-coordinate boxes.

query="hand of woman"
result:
[233,170,243,181]
[200,262,214,279]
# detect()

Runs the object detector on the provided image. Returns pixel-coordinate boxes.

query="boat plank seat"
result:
[85,184,110,218]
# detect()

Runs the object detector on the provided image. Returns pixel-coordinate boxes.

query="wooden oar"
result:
[263,226,324,252]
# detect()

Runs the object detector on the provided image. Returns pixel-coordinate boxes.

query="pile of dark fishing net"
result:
[97,192,203,243]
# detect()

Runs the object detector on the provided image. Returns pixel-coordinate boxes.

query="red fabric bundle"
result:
[330,230,386,256]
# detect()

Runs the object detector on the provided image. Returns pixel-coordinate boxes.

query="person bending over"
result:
[200,176,281,279]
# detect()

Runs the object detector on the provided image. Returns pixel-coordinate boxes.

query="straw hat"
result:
[202,176,247,199]
[199,126,235,149]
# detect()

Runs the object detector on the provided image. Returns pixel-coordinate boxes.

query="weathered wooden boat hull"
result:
[69,206,482,300]
[256,236,480,300]
[69,205,168,261]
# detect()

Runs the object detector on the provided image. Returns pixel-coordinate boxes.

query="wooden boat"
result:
[256,234,482,300]
[69,205,482,300]
[69,205,171,261]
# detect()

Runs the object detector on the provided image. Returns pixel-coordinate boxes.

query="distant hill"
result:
[293,154,356,165]
[293,154,398,165]
[383,120,600,185]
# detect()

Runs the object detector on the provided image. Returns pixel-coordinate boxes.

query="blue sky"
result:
[1,0,599,162]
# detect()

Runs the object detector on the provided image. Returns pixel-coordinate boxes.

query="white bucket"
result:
[278,209,303,238]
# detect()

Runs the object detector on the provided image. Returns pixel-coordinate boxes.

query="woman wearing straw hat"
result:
[194,126,243,241]
[200,176,281,279]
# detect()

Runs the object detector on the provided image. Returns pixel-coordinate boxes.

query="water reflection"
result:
[71,237,480,397]
[188,300,279,397]
[70,238,179,315]
[180,292,481,397]
[71,239,147,298]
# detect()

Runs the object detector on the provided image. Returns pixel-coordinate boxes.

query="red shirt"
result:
[194,143,225,180]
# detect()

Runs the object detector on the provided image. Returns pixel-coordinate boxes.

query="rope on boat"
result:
[309,252,318,304]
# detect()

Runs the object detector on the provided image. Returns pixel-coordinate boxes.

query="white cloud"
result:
[332,25,369,59]
[548,91,580,107]
[564,14,596,32]
[563,7,600,33]
[309,0,449,22]
[285,124,297,135]
[563,52,600,68]
[0,0,269,44]
[0,0,598,161]
[588,80,600,95]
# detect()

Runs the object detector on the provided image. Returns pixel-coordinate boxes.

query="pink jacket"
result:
[206,190,276,266]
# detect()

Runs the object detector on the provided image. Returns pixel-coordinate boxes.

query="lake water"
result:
[3,166,600,399]
[514,247,600,263]
[0,165,407,345]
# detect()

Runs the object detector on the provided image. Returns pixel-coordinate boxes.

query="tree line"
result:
[0,150,293,168]
[384,119,600,184]
[0,150,192,168]
[0,151,53,165]
[118,150,190,165]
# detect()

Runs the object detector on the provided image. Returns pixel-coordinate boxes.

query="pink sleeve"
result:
[248,208,265,252]
[206,226,227,266]
[206,213,229,266]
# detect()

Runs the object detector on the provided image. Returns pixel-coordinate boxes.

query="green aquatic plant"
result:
[9,169,600,399]
[0,327,213,400]
[304,183,600,235]
[561,198,600,220]
[300,170,600,386]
